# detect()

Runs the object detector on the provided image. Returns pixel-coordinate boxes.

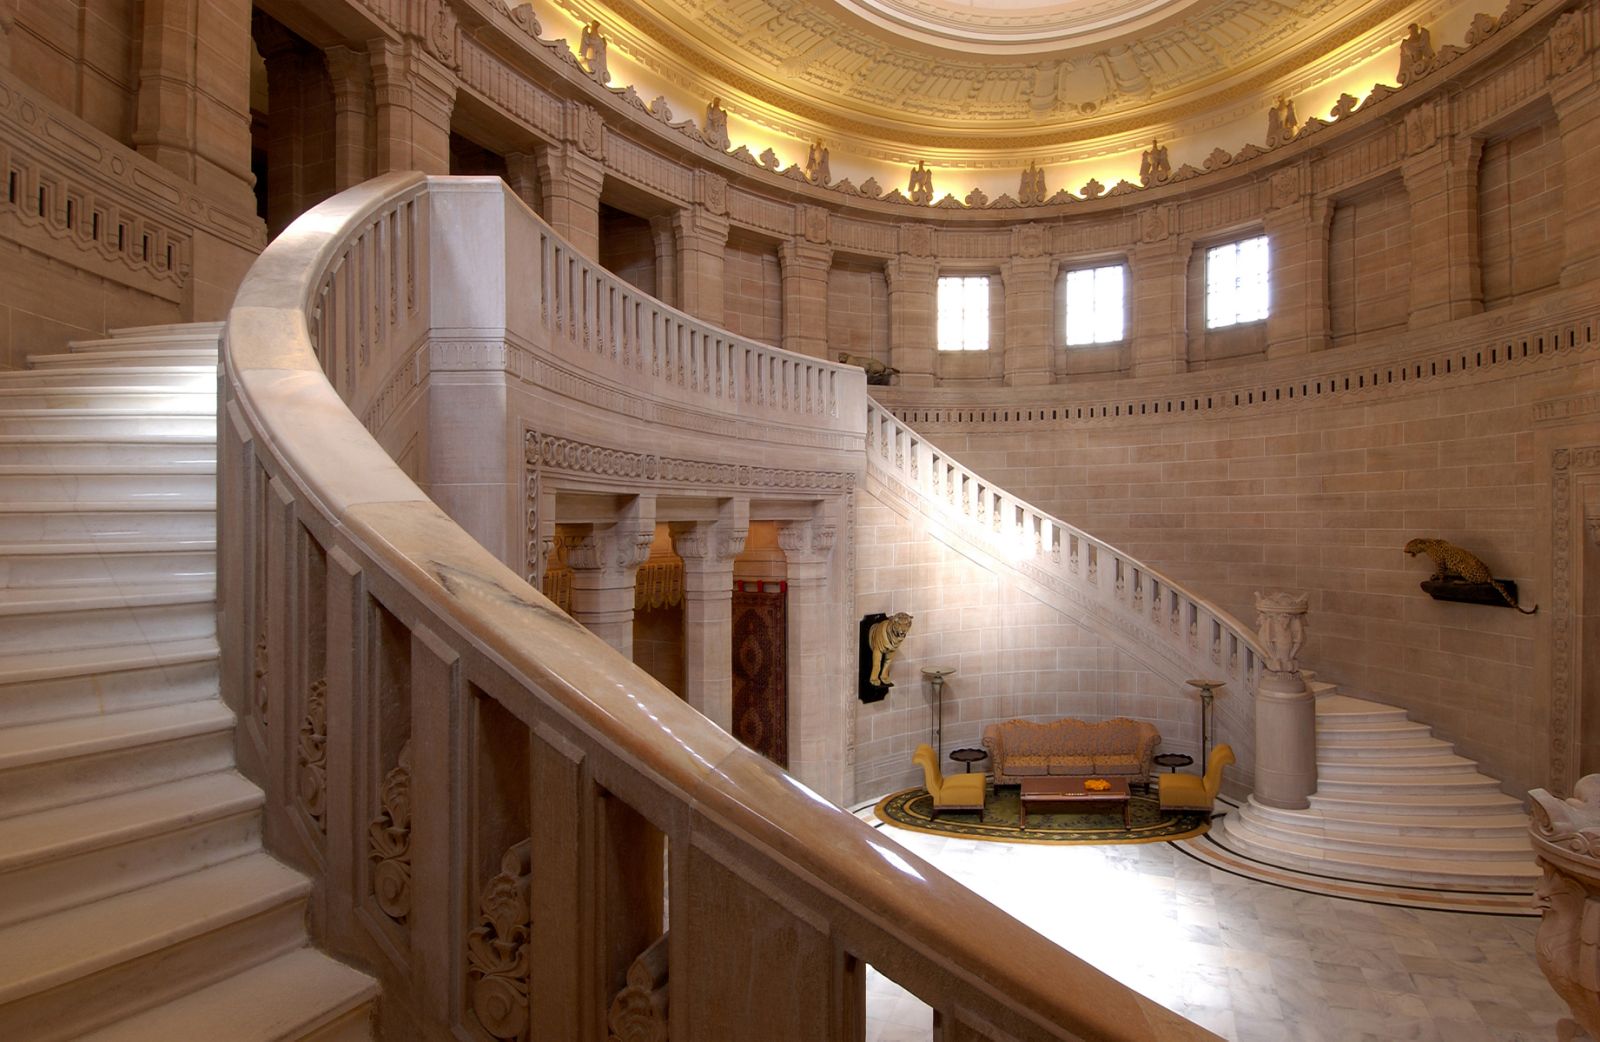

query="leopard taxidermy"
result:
[868,612,913,687]
[1403,538,1537,614]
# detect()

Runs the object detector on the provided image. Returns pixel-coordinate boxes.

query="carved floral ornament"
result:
[1253,591,1308,676]
[469,840,534,1041]
[457,0,1555,212]
[368,741,414,922]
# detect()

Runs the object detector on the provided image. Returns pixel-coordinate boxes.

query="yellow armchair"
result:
[913,743,986,821]
[1158,744,1235,813]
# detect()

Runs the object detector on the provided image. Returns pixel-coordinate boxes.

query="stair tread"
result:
[0,770,261,874]
[1312,791,1525,808]
[1236,816,1531,851]
[1316,695,1409,716]
[1269,809,1529,830]
[77,947,375,1042]
[0,582,214,613]
[0,463,215,475]
[1320,754,1477,767]
[0,433,215,444]
[0,636,217,684]
[29,349,219,364]
[106,322,225,337]
[0,538,215,556]
[0,500,215,513]
[1224,822,1539,878]
[0,699,233,770]
[0,852,307,1005]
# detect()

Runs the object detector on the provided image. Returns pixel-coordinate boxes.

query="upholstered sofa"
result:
[981,717,1161,787]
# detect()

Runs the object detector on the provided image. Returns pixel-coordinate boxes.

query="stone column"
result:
[1264,166,1331,357]
[1128,225,1187,377]
[780,239,832,358]
[503,152,542,215]
[137,0,258,319]
[537,142,604,258]
[1252,592,1317,809]
[673,204,729,326]
[369,40,456,175]
[1402,106,1482,326]
[1551,24,1600,288]
[670,501,748,731]
[1529,777,1600,1041]
[885,253,937,386]
[650,216,678,308]
[324,46,371,191]
[1000,243,1054,386]
[778,518,847,803]
[567,498,656,657]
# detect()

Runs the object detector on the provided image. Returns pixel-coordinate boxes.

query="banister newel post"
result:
[1251,591,1317,809]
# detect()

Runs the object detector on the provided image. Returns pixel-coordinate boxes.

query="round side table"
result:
[1153,753,1194,773]
[949,747,989,774]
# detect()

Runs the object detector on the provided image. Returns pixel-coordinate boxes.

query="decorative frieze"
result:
[525,430,854,492]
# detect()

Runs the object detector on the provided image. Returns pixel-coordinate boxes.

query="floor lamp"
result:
[1186,678,1224,773]
[922,667,957,761]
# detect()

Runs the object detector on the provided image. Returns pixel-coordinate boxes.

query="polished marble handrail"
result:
[221,172,1219,1041]
[864,401,1265,758]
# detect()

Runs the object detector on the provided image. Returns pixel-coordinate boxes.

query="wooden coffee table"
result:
[1018,776,1131,829]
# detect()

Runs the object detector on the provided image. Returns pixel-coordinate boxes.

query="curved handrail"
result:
[222,172,1218,1040]
[863,402,1265,764]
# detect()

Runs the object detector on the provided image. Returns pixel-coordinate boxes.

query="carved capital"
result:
[1253,590,1309,675]
[899,222,933,258]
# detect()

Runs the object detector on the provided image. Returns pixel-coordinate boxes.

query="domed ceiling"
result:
[551,0,1426,158]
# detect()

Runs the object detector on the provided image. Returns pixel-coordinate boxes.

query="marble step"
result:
[1313,771,1506,795]
[0,852,310,1041]
[0,408,216,436]
[0,637,219,727]
[1218,813,1538,890]
[77,947,377,1042]
[29,348,219,370]
[0,539,215,588]
[1243,799,1529,839]
[0,387,214,412]
[1314,695,1410,724]
[0,583,215,653]
[0,502,215,542]
[0,465,216,504]
[1309,789,1525,815]
[1315,737,1455,758]
[72,324,223,352]
[0,433,215,467]
[0,366,216,389]
[1318,754,1481,776]
[1224,809,1532,860]
[0,700,235,818]
[1316,719,1436,740]
[0,770,263,929]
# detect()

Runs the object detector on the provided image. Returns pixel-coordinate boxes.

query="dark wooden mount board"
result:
[858,613,889,703]
[1420,578,1520,608]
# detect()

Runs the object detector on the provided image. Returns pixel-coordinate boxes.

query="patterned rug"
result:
[875,786,1212,845]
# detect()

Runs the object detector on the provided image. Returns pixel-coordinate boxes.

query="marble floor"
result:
[862,826,1565,1042]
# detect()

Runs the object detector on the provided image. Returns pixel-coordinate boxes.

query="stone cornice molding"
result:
[524,429,855,496]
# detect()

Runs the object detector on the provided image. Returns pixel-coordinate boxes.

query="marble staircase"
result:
[1217,691,1538,891]
[0,325,377,1040]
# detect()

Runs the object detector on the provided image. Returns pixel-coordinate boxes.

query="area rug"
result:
[875,786,1211,845]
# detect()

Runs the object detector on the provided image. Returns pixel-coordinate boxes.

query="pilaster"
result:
[324,46,372,191]
[777,517,847,803]
[999,250,1055,386]
[1264,168,1331,357]
[1402,124,1483,326]
[537,143,604,258]
[673,205,729,325]
[650,216,678,308]
[1552,48,1600,287]
[780,240,832,359]
[671,500,748,731]
[1128,231,1187,377]
[885,253,938,386]
[369,40,457,176]
[568,498,656,657]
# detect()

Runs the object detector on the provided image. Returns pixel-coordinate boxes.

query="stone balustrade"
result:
[222,171,1221,1040]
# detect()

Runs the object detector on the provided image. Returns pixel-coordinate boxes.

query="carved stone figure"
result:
[805,140,830,185]
[868,612,913,687]
[1140,139,1170,187]
[837,353,898,385]
[1404,537,1538,613]
[703,98,730,151]
[1330,92,1358,121]
[1397,23,1435,85]
[1253,591,1308,675]
[580,19,609,84]
[1266,95,1299,148]
[907,161,934,205]
[1017,161,1048,206]
[1551,11,1588,77]
[1529,777,1600,1041]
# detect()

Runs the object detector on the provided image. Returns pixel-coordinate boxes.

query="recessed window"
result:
[1062,264,1126,346]
[1206,235,1270,329]
[937,275,990,351]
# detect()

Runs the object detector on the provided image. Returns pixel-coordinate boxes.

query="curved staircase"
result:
[0,325,376,1040]
[1218,692,1537,891]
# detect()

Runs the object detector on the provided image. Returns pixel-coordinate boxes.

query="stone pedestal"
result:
[1530,777,1600,1042]
[1252,592,1317,809]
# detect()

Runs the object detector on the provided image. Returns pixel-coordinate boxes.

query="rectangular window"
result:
[937,275,990,351]
[1205,235,1270,329]
[1062,264,1126,346]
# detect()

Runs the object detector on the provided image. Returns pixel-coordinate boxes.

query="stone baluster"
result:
[1529,776,1600,1041]
[1252,591,1316,808]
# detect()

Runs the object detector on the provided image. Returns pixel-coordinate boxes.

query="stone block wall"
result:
[723,233,781,347]
[1329,175,1412,348]
[1480,113,1565,309]
[902,349,1598,797]
[826,260,889,364]
[599,205,658,298]
[9,1,140,140]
